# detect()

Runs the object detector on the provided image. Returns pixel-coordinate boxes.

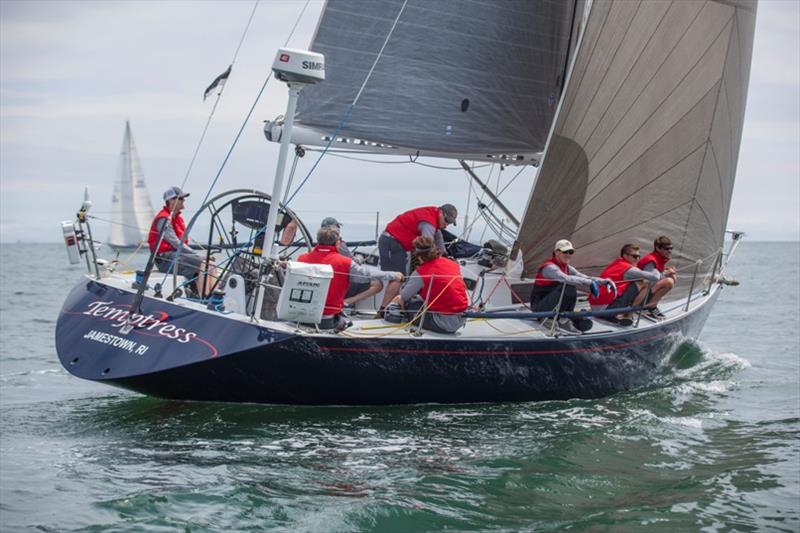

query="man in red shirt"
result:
[149,186,212,295]
[299,226,403,330]
[588,243,662,325]
[636,236,678,319]
[530,239,616,333]
[379,204,458,274]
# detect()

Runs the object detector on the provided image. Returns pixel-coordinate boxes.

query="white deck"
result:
[91,269,715,342]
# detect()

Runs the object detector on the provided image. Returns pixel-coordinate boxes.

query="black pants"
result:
[530,283,577,313]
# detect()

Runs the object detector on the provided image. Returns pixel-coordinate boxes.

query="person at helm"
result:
[148,186,213,294]
[379,204,458,275]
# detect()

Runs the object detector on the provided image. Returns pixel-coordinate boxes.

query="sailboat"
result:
[55,0,756,405]
[107,121,155,250]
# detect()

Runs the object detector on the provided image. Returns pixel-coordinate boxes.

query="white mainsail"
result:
[107,121,155,249]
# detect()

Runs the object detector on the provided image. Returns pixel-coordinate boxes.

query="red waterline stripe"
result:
[319,331,672,357]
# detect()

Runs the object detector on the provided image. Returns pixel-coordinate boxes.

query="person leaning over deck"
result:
[636,236,678,319]
[387,235,469,334]
[379,204,458,274]
[588,243,661,326]
[530,239,616,333]
[148,186,213,295]
[299,226,403,330]
[320,216,402,309]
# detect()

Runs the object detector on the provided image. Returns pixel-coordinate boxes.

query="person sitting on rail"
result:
[320,216,401,310]
[588,243,662,326]
[148,186,215,296]
[298,226,403,331]
[387,235,469,333]
[530,239,616,334]
[636,236,678,319]
[379,204,458,275]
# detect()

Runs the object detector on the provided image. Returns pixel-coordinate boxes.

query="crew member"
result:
[299,226,403,330]
[379,204,458,274]
[588,243,661,325]
[148,186,214,296]
[637,236,678,319]
[530,239,616,334]
[388,235,469,333]
[320,216,400,309]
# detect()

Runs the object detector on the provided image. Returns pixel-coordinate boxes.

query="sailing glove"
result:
[590,281,600,298]
[605,279,617,298]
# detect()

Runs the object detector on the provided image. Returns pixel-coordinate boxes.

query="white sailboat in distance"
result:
[107,121,154,250]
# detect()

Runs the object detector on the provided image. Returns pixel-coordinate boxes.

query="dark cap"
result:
[440,203,458,226]
[320,216,342,228]
[163,186,189,202]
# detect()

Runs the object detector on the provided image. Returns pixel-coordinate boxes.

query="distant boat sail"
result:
[107,121,154,249]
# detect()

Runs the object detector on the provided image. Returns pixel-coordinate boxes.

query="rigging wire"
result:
[284,0,409,207]
[301,148,493,170]
[194,0,310,209]
[159,0,311,288]
[180,0,261,191]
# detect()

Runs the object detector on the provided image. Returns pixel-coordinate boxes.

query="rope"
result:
[180,1,260,191]
[156,0,311,289]
[284,0,409,207]
[302,148,492,170]
[114,240,147,270]
[352,0,408,106]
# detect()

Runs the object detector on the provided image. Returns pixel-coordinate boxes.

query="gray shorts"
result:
[345,280,372,298]
[379,233,408,274]
[156,250,204,280]
[608,282,639,309]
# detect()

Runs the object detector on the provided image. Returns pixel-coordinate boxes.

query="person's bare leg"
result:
[619,281,649,320]
[344,280,383,305]
[278,220,298,246]
[379,279,402,309]
[198,257,221,298]
[646,277,674,308]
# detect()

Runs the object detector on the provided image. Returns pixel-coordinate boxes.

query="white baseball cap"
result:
[554,239,575,252]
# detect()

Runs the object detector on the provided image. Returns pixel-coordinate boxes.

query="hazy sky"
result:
[1,0,798,243]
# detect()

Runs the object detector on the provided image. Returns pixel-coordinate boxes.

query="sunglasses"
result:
[660,245,673,251]
[559,249,575,255]
[627,253,641,259]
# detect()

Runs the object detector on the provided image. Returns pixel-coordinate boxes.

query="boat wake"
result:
[645,338,751,403]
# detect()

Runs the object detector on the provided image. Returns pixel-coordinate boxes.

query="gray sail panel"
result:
[517,0,756,300]
[296,0,575,160]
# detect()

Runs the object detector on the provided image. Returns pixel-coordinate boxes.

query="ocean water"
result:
[1,242,798,531]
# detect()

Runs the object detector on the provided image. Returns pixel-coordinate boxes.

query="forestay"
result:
[295,0,577,163]
[517,0,756,298]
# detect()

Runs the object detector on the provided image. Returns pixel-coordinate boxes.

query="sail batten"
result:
[517,0,756,301]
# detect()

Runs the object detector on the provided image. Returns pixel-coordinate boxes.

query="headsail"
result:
[517,0,756,297]
[294,0,577,163]
[107,121,155,249]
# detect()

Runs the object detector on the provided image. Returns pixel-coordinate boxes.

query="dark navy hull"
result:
[56,278,719,405]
